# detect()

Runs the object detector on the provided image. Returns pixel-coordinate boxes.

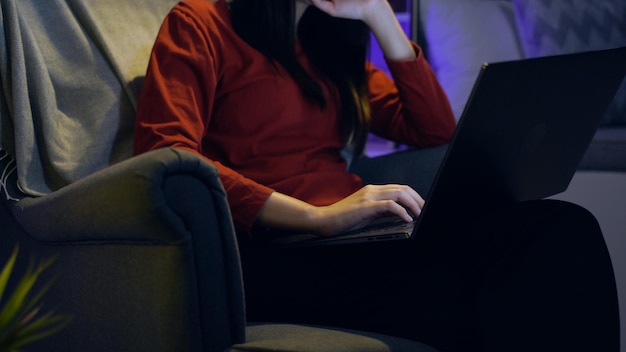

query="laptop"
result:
[274,46,626,247]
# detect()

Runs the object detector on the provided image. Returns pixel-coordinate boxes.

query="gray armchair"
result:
[1,147,438,352]
[0,0,439,351]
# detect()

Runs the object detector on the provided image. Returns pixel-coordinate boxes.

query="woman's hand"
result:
[308,0,416,62]
[258,184,425,237]
[308,0,387,23]
[312,184,425,236]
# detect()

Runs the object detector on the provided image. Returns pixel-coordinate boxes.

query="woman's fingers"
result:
[308,0,343,17]
[308,0,381,21]
[315,184,424,236]
[363,184,424,218]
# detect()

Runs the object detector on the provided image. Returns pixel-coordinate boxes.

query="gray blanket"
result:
[0,0,176,199]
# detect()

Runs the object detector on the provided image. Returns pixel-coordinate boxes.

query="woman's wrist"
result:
[363,1,415,62]
[257,192,328,235]
[360,0,395,28]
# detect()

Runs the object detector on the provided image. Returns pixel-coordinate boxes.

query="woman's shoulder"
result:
[170,0,232,32]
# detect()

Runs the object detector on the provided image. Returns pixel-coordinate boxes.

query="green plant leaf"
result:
[0,255,55,331]
[5,310,72,351]
[13,262,56,324]
[0,261,39,331]
[0,246,18,304]
[0,247,70,352]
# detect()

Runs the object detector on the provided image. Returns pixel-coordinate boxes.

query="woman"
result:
[134,1,618,351]
[134,0,456,236]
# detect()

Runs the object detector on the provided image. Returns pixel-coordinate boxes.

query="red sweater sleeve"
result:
[368,44,457,147]
[133,4,274,232]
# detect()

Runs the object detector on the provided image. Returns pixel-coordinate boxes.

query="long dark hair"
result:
[230,0,371,154]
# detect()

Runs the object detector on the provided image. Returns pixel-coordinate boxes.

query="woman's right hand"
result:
[258,184,424,237]
[309,0,415,62]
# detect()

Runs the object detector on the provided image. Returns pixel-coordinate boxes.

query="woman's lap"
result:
[241,200,618,351]
[240,149,619,351]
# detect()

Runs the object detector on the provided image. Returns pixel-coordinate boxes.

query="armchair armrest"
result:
[3,147,246,352]
[9,148,224,243]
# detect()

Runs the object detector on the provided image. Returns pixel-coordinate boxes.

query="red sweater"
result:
[134,0,456,233]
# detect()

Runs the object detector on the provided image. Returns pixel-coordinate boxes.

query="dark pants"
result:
[240,149,619,351]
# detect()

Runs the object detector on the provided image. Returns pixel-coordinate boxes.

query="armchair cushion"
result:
[233,324,438,352]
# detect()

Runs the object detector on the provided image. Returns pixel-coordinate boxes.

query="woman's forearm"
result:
[257,184,423,237]
[257,192,322,234]
[363,1,415,62]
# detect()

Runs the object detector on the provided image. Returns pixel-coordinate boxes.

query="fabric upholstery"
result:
[0,149,21,200]
[2,146,443,351]
[511,0,626,125]
[9,148,221,242]
[511,0,626,57]
[0,0,176,197]
[233,324,439,352]
[420,0,524,120]
[2,148,247,351]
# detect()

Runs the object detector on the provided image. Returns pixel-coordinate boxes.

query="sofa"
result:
[0,0,441,351]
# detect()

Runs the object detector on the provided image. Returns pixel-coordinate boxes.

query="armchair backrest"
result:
[0,0,176,199]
